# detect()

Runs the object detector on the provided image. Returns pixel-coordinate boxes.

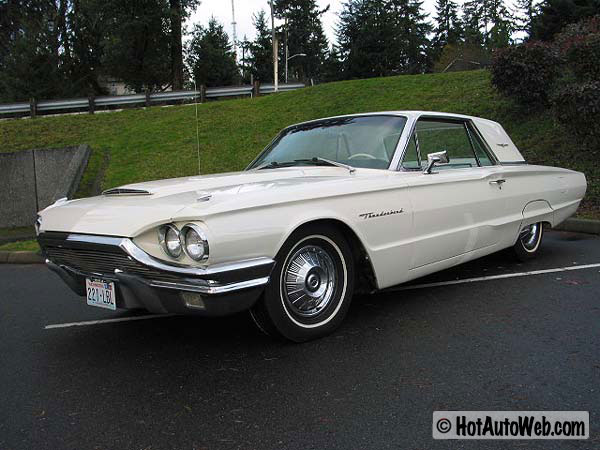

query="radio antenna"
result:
[193,78,201,175]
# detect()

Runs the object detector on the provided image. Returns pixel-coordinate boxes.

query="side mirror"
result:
[424,151,449,174]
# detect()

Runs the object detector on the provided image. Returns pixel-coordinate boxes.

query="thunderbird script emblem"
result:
[359,209,404,220]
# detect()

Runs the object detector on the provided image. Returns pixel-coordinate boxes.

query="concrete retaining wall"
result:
[0,145,90,228]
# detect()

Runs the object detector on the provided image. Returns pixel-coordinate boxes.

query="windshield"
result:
[248,115,407,170]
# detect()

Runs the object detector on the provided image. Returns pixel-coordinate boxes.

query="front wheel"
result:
[513,222,544,261]
[250,225,355,342]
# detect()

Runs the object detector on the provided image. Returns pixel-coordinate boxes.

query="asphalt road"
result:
[1,230,599,450]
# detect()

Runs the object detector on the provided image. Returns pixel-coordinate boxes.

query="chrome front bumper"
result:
[39,232,274,316]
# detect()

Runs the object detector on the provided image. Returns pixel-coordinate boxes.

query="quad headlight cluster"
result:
[158,223,209,262]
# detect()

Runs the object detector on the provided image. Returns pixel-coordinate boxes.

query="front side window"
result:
[416,120,477,169]
[248,115,407,170]
[401,118,495,170]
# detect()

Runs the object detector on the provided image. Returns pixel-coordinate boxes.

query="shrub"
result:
[552,81,600,153]
[490,42,561,105]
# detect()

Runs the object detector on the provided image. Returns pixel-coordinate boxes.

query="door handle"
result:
[489,179,507,189]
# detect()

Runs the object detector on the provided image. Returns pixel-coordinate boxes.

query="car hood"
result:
[39,167,394,237]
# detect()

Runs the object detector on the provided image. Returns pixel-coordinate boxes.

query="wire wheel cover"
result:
[520,223,541,251]
[282,244,337,317]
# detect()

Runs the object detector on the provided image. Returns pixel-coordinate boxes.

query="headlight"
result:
[181,224,209,262]
[158,224,182,258]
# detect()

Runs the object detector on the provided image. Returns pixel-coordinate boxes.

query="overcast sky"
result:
[186,0,455,49]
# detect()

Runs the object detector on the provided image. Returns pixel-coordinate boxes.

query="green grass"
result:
[0,226,35,238]
[0,240,39,252]
[0,70,597,216]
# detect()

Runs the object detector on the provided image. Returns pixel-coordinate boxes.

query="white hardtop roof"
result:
[290,111,489,126]
[288,111,525,163]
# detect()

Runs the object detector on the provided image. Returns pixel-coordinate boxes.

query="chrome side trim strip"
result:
[148,277,270,294]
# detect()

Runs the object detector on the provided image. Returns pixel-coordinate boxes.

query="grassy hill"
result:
[0,70,596,217]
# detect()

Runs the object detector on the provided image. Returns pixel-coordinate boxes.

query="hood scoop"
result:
[102,187,152,196]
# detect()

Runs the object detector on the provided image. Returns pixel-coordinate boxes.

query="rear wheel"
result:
[250,224,355,342]
[513,222,544,261]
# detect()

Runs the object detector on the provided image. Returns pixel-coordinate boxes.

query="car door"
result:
[401,117,507,269]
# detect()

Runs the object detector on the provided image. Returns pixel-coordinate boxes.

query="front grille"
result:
[43,246,182,282]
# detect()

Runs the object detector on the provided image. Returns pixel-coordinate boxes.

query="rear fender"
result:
[522,200,554,227]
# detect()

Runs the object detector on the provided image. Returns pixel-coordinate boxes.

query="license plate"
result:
[86,278,116,311]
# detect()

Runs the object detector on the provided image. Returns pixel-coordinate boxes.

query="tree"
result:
[0,0,69,101]
[515,0,538,37]
[169,0,200,90]
[101,0,172,92]
[487,0,516,48]
[69,0,111,95]
[391,0,433,74]
[432,0,463,56]
[337,0,432,78]
[247,10,274,82]
[186,17,239,87]
[461,0,515,49]
[274,0,329,82]
[532,0,600,40]
[462,0,485,45]
[322,45,345,81]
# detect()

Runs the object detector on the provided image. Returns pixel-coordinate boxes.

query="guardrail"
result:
[0,82,305,117]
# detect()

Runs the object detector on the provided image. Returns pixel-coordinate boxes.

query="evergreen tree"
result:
[532,0,600,41]
[515,0,537,37]
[101,0,172,92]
[186,18,240,87]
[322,45,345,82]
[0,0,202,100]
[391,0,433,74]
[0,0,70,101]
[462,0,485,45]
[274,0,329,82]
[487,0,515,48]
[248,10,274,83]
[169,0,199,90]
[432,0,463,55]
[461,0,515,49]
[337,0,431,78]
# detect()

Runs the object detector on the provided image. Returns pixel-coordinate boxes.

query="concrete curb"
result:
[554,218,600,235]
[0,251,44,264]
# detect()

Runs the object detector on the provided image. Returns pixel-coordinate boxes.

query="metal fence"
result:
[0,82,305,117]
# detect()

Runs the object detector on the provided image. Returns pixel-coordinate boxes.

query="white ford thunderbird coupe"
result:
[37,111,586,341]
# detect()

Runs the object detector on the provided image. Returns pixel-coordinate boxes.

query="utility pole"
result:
[231,0,238,60]
[241,35,247,81]
[285,17,289,84]
[269,0,278,92]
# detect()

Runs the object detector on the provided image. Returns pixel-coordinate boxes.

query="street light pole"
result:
[285,17,288,85]
[285,53,307,83]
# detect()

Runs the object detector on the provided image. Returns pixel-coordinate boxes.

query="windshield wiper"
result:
[293,157,356,174]
[255,157,356,174]
[254,161,295,170]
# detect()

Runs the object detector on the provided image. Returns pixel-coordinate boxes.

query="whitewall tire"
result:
[513,222,544,261]
[250,224,355,342]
